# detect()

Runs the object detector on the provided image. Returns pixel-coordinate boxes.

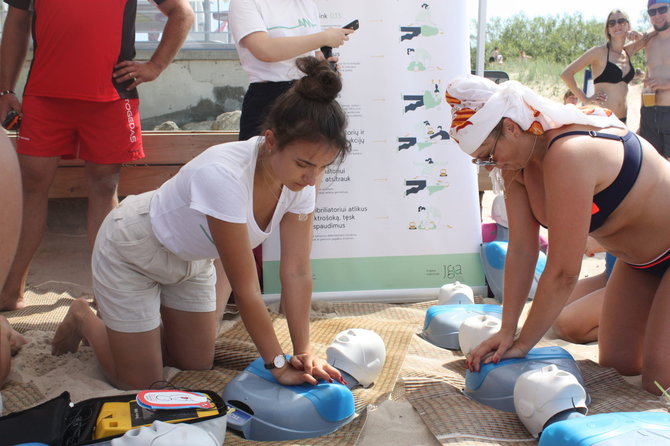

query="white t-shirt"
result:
[150,137,316,261]
[229,0,321,83]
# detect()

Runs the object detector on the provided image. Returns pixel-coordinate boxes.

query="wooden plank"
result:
[50,165,182,198]
[8,129,494,197]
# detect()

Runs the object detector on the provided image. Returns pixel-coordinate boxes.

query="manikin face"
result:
[264,131,340,192]
[649,2,670,31]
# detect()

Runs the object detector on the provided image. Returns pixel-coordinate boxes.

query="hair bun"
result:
[294,56,342,103]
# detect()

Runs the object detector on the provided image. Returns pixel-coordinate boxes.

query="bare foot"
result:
[0,315,27,354]
[0,292,25,311]
[52,298,93,355]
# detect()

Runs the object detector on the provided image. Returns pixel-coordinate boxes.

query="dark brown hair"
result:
[262,57,351,163]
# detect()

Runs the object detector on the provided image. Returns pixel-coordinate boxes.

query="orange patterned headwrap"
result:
[445,75,624,154]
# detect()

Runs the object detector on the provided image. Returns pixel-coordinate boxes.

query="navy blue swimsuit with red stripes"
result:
[548,130,670,277]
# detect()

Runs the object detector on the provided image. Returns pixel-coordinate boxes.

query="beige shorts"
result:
[92,191,216,333]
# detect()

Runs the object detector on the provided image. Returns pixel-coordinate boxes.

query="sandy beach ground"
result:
[3,85,647,445]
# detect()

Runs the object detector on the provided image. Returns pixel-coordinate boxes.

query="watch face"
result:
[274,354,286,368]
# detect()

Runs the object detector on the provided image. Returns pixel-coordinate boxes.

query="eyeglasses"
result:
[471,131,500,166]
[648,5,669,16]
[607,18,628,27]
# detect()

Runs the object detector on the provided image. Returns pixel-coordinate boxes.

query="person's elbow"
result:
[543,265,580,292]
[250,47,283,63]
[176,5,196,28]
[559,70,573,84]
[164,1,195,28]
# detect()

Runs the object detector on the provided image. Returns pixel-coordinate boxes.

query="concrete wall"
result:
[12,48,249,130]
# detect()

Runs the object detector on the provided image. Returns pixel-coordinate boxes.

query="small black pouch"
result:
[0,391,71,446]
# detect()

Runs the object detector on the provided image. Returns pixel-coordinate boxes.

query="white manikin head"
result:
[458,314,501,355]
[438,281,475,305]
[326,329,386,387]
[513,365,588,437]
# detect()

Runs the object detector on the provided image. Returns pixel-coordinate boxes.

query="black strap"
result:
[547,130,624,150]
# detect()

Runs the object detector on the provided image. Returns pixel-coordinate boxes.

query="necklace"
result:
[493,134,538,198]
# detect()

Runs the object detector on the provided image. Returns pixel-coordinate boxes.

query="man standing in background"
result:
[640,0,670,159]
[0,0,194,310]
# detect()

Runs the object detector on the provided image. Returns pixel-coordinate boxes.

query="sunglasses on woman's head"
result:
[648,5,669,16]
[607,18,628,27]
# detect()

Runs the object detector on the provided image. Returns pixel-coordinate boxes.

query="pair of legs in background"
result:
[0,97,142,311]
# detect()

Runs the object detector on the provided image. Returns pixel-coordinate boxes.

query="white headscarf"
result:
[446,75,625,154]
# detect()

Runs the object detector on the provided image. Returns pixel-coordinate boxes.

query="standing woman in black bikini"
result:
[561,9,648,123]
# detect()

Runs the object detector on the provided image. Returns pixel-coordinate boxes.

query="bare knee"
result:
[553,314,584,343]
[599,352,641,376]
[88,174,119,198]
[113,371,165,391]
[170,354,214,371]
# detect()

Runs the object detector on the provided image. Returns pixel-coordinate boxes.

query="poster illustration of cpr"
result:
[263,0,485,301]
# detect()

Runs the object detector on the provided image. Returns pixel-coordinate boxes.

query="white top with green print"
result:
[229,0,321,83]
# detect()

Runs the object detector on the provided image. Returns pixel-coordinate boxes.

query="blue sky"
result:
[466,1,649,30]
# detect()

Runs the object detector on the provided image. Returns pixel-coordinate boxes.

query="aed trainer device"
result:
[93,399,219,439]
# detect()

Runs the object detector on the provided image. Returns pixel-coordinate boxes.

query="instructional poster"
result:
[263,0,485,301]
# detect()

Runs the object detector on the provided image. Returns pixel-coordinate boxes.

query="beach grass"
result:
[490,58,568,101]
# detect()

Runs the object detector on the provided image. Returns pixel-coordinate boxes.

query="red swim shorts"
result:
[16,96,144,164]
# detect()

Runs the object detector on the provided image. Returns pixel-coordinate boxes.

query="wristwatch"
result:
[264,354,287,370]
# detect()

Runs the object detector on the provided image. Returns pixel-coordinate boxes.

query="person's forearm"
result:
[236,291,285,361]
[281,272,312,355]
[150,6,194,72]
[500,245,538,334]
[517,269,578,350]
[560,72,588,103]
[247,33,329,63]
[0,9,31,91]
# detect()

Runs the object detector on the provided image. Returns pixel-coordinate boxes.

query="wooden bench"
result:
[3,132,237,198]
[6,131,492,196]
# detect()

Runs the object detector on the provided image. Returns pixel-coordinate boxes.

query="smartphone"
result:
[2,110,21,131]
[342,19,359,30]
[320,19,359,70]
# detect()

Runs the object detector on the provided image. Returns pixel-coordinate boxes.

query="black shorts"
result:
[639,105,670,158]
[238,81,294,141]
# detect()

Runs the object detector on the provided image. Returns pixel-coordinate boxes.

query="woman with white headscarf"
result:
[446,75,670,395]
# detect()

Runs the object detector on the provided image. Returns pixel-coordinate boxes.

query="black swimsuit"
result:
[593,44,634,85]
[547,131,670,277]
[546,131,642,233]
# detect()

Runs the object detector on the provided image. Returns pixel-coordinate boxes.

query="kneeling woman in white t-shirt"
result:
[52,57,350,390]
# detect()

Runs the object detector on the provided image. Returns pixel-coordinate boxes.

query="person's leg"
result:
[161,307,218,370]
[598,262,658,376]
[661,107,670,160]
[52,297,167,389]
[77,98,143,247]
[0,154,60,310]
[641,269,670,394]
[639,106,663,156]
[552,286,605,343]
[0,133,22,289]
[214,259,231,322]
[84,162,121,248]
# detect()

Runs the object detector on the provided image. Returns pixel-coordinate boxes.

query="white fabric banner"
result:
[263,0,484,302]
